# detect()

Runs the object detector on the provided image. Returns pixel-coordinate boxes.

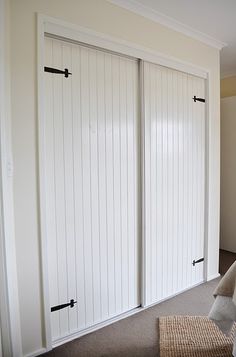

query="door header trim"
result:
[38,14,208,79]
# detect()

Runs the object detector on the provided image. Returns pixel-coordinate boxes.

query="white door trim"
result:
[39,14,209,79]
[0,0,22,356]
[37,13,211,351]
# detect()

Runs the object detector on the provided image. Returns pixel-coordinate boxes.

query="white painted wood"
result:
[0,0,22,355]
[38,14,208,80]
[37,16,53,350]
[143,62,206,306]
[0,194,11,357]
[52,278,205,348]
[44,36,140,341]
[0,326,2,357]
[220,96,236,253]
[107,0,226,50]
[37,16,217,352]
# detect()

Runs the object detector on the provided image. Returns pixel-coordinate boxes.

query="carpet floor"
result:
[43,278,220,357]
[43,251,236,357]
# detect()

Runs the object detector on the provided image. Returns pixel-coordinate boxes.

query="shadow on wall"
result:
[219,249,236,275]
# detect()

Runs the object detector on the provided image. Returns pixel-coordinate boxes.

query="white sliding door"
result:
[143,62,206,306]
[42,36,207,342]
[43,37,140,342]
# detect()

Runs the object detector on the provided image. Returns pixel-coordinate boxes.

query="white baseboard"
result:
[53,307,142,348]
[26,277,219,355]
[207,273,221,281]
[53,279,207,348]
[24,348,47,357]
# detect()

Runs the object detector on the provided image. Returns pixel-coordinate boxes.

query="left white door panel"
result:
[44,37,141,342]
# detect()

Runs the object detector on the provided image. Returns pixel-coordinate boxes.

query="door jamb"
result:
[0,0,22,355]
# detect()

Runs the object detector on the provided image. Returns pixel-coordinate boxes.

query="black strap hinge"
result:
[193,96,205,103]
[192,257,204,266]
[44,66,72,78]
[51,299,77,312]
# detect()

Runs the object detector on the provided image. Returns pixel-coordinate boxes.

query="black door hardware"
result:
[192,257,204,266]
[192,95,205,103]
[44,66,72,78]
[51,299,77,312]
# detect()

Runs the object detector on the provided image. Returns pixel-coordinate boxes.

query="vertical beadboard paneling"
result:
[130,60,140,308]
[188,74,194,287]
[192,76,198,285]
[155,67,163,302]
[172,70,179,295]
[112,55,122,314]
[61,43,77,333]
[150,64,157,302]
[52,40,69,336]
[71,45,86,330]
[167,69,174,297]
[44,37,140,341]
[96,51,109,320]
[181,72,188,290]
[196,76,206,283]
[119,58,128,311]
[143,63,151,304]
[144,62,206,306]
[88,49,101,324]
[104,53,116,317]
[44,38,60,340]
[80,46,94,327]
[161,67,168,300]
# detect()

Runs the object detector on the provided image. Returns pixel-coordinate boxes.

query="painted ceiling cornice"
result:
[108,0,227,50]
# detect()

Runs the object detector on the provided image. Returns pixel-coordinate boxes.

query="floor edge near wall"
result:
[52,307,141,348]
[52,279,207,349]
[24,348,47,357]
[207,273,221,281]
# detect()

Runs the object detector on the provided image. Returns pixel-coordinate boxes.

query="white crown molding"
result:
[107,0,227,50]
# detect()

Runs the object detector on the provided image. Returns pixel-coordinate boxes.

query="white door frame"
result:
[0,0,22,356]
[37,13,213,351]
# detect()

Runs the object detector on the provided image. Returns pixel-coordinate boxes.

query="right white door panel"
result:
[143,62,206,306]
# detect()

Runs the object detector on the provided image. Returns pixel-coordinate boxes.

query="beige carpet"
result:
[43,279,220,357]
[41,251,234,356]
[159,316,235,357]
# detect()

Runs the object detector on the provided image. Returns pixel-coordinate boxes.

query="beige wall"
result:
[220,76,236,252]
[9,0,220,355]
[220,96,236,253]
[221,76,236,98]
[1,0,22,355]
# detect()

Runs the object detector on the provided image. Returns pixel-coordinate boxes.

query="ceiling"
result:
[110,0,236,78]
